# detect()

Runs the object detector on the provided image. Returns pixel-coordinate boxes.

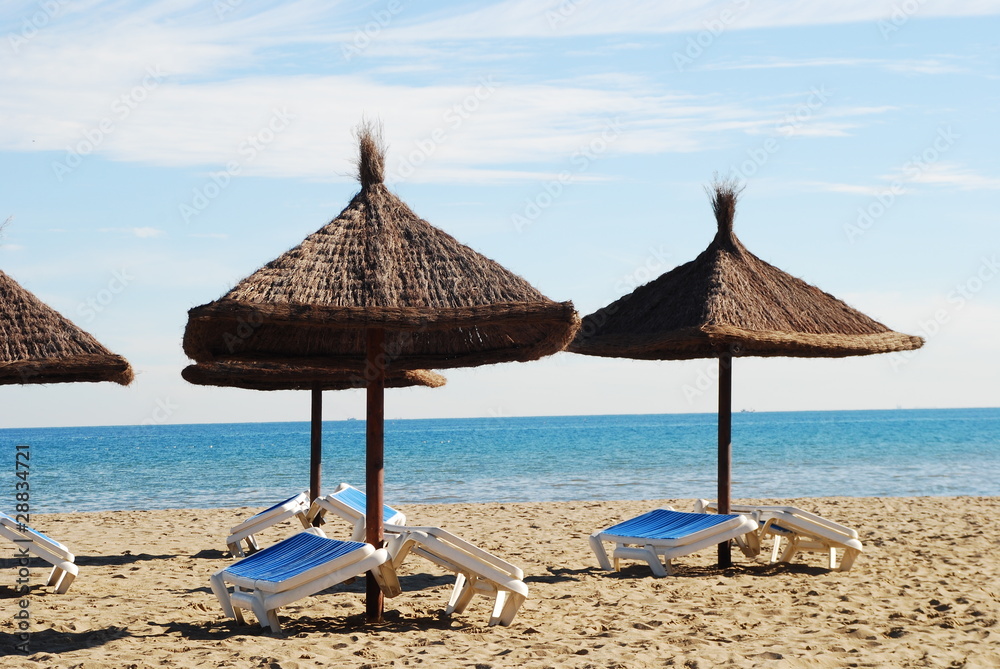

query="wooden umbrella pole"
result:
[365,328,386,623]
[718,352,733,568]
[310,384,322,509]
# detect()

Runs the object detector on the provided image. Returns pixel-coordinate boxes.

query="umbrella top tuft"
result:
[356,121,385,189]
[707,176,744,246]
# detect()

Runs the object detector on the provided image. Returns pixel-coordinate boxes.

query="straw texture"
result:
[570,182,924,360]
[182,361,445,392]
[0,270,133,385]
[184,125,578,370]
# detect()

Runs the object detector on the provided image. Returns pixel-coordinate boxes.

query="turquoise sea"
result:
[3,408,998,513]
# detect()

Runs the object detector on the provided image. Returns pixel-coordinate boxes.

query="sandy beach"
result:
[2,496,998,668]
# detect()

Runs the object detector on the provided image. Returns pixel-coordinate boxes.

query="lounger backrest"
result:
[330,483,404,523]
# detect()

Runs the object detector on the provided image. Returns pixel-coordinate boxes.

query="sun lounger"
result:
[0,511,78,593]
[209,527,401,633]
[226,492,311,557]
[694,500,863,571]
[308,483,528,625]
[589,507,760,577]
[306,483,406,541]
[386,524,528,626]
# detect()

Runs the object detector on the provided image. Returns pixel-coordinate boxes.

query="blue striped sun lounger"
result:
[306,483,406,541]
[589,507,759,577]
[209,527,400,632]
[225,492,312,557]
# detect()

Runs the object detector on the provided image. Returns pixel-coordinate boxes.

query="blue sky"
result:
[1,1,998,427]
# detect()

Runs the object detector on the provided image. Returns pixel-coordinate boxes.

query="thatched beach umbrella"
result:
[569,180,923,566]
[182,360,444,503]
[1,269,133,386]
[183,125,579,619]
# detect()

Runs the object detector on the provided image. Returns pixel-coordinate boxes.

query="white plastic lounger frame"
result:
[590,507,760,577]
[210,527,401,633]
[0,511,78,593]
[306,483,406,541]
[386,524,528,626]
[308,483,527,626]
[694,500,863,572]
[226,492,311,557]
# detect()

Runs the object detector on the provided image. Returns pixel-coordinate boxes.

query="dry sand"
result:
[2,496,998,668]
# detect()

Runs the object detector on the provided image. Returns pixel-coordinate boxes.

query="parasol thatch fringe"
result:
[1,269,133,385]
[182,360,444,392]
[570,181,923,360]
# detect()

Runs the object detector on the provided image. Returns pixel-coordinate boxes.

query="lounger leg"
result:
[770,536,782,563]
[245,535,260,554]
[296,512,311,529]
[445,573,469,614]
[778,537,799,564]
[828,547,838,570]
[643,545,670,578]
[53,563,78,594]
[265,608,282,634]
[838,548,860,572]
[248,591,279,632]
[495,591,526,627]
[227,542,243,558]
[371,561,402,598]
[210,571,237,619]
[588,533,614,571]
[447,574,478,615]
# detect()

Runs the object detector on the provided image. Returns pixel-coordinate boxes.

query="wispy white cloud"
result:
[700,57,970,75]
[886,162,1000,191]
[377,1,1000,40]
[99,227,165,238]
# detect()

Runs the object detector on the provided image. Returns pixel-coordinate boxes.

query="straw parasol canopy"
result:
[569,179,923,566]
[570,182,924,360]
[183,129,577,372]
[1,269,133,386]
[182,123,579,620]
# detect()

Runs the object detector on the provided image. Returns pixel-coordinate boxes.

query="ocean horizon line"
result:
[4,405,999,433]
